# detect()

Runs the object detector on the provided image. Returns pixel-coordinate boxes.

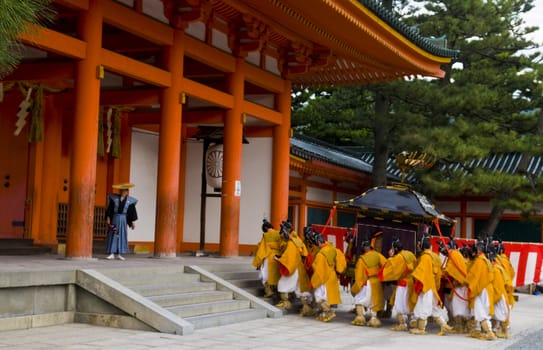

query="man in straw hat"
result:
[105,182,138,260]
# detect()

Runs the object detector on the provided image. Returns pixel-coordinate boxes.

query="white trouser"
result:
[413,289,448,322]
[314,284,328,303]
[392,285,409,315]
[278,269,299,294]
[493,295,509,322]
[354,281,373,308]
[473,288,491,322]
[451,286,470,317]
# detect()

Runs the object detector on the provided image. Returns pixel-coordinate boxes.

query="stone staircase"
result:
[196,263,264,297]
[97,263,279,331]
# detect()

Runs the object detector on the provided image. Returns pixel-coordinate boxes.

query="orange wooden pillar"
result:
[154,29,184,257]
[219,57,245,257]
[66,0,103,258]
[271,81,292,228]
[298,176,307,234]
[176,124,188,251]
[37,95,62,246]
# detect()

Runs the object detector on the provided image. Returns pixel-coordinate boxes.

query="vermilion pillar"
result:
[37,95,61,246]
[66,0,103,258]
[271,81,292,228]
[154,29,184,257]
[219,58,245,257]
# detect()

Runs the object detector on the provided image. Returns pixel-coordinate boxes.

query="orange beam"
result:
[100,89,160,106]
[55,0,88,10]
[127,111,160,125]
[244,63,284,93]
[242,100,283,125]
[19,25,86,59]
[182,78,234,108]
[184,35,236,73]
[128,110,224,125]
[183,110,224,124]
[103,0,173,46]
[101,49,171,87]
[2,61,74,82]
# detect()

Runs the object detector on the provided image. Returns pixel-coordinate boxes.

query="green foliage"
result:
[292,0,543,235]
[0,0,54,78]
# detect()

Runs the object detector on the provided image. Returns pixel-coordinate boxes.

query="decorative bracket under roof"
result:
[227,14,269,58]
[162,0,211,29]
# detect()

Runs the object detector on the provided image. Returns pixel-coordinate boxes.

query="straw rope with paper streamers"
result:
[13,82,63,142]
[14,87,32,136]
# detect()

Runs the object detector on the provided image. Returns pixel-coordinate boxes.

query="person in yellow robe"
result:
[379,238,416,331]
[310,232,346,322]
[252,219,282,298]
[298,226,320,317]
[439,239,470,334]
[410,235,452,336]
[275,221,309,310]
[351,239,387,327]
[488,245,512,339]
[495,240,516,299]
[466,240,496,340]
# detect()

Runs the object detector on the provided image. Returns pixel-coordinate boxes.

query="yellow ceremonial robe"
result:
[351,249,386,312]
[380,250,416,310]
[467,253,494,315]
[311,243,341,305]
[497,254,515,283]
[411,249,442,305]
[291,232,311,293]
[252,229,282,285]
[445,249,468,285]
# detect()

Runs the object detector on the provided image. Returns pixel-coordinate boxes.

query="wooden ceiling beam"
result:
[2,61,74,82]
[19,25,86,59]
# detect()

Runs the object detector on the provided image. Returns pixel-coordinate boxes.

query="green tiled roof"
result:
[359,0,459,59]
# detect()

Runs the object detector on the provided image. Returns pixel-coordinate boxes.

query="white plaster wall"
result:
[129,128,159,242]
[183,137,273,246]
[240,138,273,245]
[290,170,301,178]
[307,187,333,203]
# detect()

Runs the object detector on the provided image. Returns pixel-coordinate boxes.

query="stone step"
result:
[166,299,251,318]
[109,272,201,287]
[98,266,186,279]
[224,278,262,289]
[130,281,217,297]
[148,290,233,307]
[189,263,256,273]
[185,308,267,330]
[208,270,260,281]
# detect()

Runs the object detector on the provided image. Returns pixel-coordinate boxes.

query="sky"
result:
[524,0,543,46]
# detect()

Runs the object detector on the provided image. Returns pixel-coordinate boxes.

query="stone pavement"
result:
[1,254,542,349]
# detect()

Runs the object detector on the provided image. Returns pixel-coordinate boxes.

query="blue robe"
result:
[105,194,138,254]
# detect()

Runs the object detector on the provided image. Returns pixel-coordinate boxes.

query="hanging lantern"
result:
[205,143,223,190]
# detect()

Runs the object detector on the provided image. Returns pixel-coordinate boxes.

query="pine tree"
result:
[0,0,54,78]
[398,0,543,238]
